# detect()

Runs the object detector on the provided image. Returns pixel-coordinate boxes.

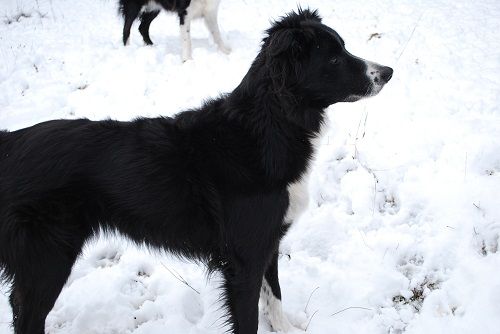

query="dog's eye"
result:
[331,58,340,65]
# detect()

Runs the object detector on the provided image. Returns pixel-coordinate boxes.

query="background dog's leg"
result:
[179,13,192,61]
[139,10,160,45]
[223,268,263,334]
[122,2,141,45]
[203,9,231,54]
[261,252,294,332]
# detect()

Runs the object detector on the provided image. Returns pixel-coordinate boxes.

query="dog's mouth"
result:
[344,94,365,102]
[344,83,382,102]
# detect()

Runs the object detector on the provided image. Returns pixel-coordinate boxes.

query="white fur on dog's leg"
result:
[203,10,231,55]
[180,21,192,62]
[260,278,294,332]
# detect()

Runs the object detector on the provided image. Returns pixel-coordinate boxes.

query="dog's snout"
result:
[363,62,393,98]
[365,62,393,86]
[380,66,393,83]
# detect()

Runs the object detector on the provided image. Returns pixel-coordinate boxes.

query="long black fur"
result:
[0,8,392,334]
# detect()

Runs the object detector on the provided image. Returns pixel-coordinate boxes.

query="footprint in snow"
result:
[92,246,123,268]
[182,290,204,325]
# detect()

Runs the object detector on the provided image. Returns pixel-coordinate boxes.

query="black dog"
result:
[0,8,392,334]
[119,0,230,61]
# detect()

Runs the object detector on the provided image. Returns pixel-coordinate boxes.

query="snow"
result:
[1,0,500,333]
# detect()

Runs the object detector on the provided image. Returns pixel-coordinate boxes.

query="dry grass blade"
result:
[396,10,426,63]
[305,309,319,331]
[304,286,320,313]
[330,306,373,317]
[161,262,200,295]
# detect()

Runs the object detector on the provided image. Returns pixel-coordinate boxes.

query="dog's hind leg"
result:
[139,10,160,45]
[11,241,83,334]
[261,251,294,332]
[13,258,76,334]
[122,2,141,45]
[9,284,21,329]
[4,210,88,334]
[203,7,231,54]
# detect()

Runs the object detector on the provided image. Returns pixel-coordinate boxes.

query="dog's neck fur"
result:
[225,64,326,185]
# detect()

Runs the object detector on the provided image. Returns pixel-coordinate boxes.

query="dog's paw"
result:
[182,290,204,325]
[218,44,232,55]
[270,315,295,333]
[181,50,193,63]
[265,307,299,333]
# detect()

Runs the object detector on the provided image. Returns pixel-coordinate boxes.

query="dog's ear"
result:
[267,29,305,58]
[265,8,321,59]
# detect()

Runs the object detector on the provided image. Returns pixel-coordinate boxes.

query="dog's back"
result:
[0,117,220,262]
[0,118,189,219]
[0,129,8,149]
[0,120,96,199]
[118,0,191,15]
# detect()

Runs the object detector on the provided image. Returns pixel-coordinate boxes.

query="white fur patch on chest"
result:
[284,120,329,225]
[186,0,220,18]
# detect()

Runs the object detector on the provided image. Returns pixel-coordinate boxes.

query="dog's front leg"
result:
[261,251,294,332]
[179,15,192,62]
[222,266,263,334]
[220,190,288,333]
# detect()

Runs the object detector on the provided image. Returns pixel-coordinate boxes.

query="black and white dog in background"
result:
[119,0,231,61]
[0,8,392,334]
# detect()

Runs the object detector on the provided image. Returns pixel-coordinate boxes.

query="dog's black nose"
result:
[380,66,393,83]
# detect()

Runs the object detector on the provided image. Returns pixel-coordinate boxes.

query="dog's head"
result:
[261,8,393,108]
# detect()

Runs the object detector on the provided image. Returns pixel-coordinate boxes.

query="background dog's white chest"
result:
[187,0,220,18]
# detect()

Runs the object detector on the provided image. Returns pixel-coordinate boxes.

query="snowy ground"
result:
[1,0,500,333]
